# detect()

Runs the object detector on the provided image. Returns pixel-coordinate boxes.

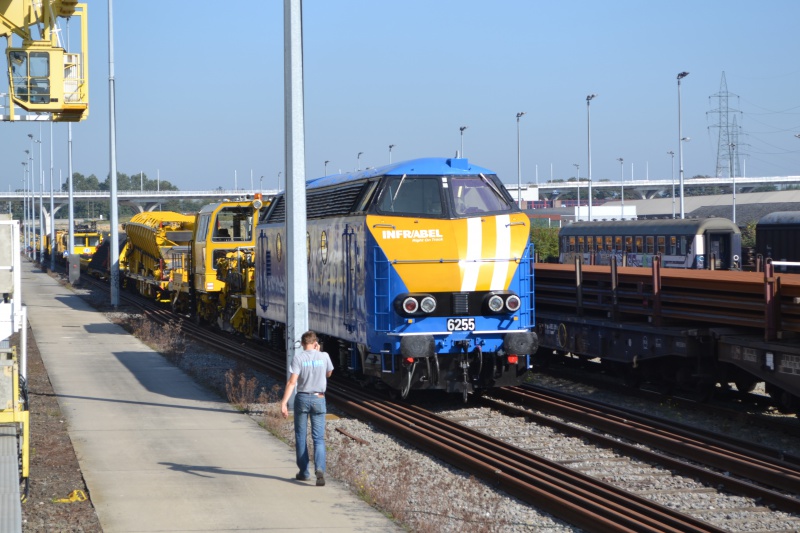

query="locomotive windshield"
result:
[450,175,511,215]
[375,174,513,217]
[378,176,443,215]
[212,206,253,242]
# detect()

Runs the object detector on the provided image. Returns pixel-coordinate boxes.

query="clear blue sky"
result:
[2,0,799,193]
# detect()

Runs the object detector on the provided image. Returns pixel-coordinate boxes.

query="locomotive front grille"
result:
[452,293,469,315]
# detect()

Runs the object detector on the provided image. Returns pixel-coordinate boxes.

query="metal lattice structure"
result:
[708,72,743,177]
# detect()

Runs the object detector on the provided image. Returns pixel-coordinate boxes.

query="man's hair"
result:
[301,330,318,347]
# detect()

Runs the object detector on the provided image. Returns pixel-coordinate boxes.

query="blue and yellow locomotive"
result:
[255,158,538,399]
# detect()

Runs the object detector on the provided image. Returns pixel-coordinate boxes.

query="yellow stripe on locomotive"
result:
[367,212,530,293]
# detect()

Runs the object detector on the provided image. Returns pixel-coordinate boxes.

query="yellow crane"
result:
[1,0,88,122]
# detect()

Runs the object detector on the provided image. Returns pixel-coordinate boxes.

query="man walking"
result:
[280,331,334,486]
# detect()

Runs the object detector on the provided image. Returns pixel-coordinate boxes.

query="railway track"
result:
[78,275,800,531]
[485,385,800,514]
[536,361,800,438]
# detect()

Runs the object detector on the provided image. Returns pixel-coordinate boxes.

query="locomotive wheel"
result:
[767,383,798,413]
[734,378,757,393]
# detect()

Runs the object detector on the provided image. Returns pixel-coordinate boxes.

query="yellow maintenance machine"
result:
[120,197,265,336]
[60,223,103,269]
[121,212,196,302]
[1,1,89,122]
[192,196,264,335]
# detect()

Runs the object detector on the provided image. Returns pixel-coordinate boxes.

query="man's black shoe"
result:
[315,470,325,486]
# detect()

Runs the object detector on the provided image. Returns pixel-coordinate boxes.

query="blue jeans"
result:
[293,393,326,478]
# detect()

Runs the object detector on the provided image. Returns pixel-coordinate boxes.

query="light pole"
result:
[389,144,395,164]
[277,171,282,190]
[357,152,363,171]
[324,160,329,175]
[729,142,736,224]
[459,126,467,157]
[27,134,34,259]
[49,122,55,271]
[516,112,526,209]
[586,94,596,221]
[260,175,263,191]
[617,157,624,220]
[23,153,29,253]
[573,163,580,219]
[21,161,28,256]
[35,134,43,264]
[667,151,675,218]
[677,71,689,219]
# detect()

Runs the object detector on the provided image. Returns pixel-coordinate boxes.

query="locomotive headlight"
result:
[505,294,521,312]
[420,296,437,314]
[402,297,419,314]
[487,295,504,313]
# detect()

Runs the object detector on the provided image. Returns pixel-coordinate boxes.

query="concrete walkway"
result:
[22,265,398,532]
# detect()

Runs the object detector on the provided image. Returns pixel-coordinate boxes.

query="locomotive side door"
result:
[343,224,357,332]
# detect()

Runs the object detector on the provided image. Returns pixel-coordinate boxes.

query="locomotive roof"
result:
[305,158,495,190]
[560,217,741,236]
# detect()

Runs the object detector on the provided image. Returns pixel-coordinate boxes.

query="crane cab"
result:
[7,44,87,121]
[3,2,88,122]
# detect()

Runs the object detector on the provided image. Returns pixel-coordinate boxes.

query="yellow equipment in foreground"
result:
[0,218,29,507]
[0,347,29,484]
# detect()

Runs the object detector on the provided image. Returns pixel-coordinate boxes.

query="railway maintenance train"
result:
[255,157,538,399]
[119,197,265,334]
[559,218,742,270]
[46,223,104,269]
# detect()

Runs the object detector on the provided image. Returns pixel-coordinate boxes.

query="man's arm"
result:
[280,373,299,418]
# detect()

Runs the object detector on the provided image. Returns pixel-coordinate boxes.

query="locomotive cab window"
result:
[450,175,511,216]
[213,206,253,242]
[196,214,210,241]
[377,176,443,216]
